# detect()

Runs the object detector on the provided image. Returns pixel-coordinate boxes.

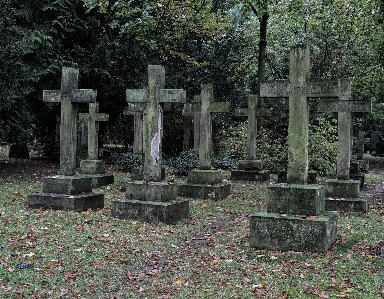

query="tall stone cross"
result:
[123,103,145,162]
[43,67,97,176]
[235,95,270,160]
[79,102,109,160]
[260,46,368,184]
[184,84,230,170]
[126,65,186,181]
[182,95,201,153]
[318,92,371,179]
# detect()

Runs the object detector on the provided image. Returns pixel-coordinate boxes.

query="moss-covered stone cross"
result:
[126,65,186,181]
[43,67,97,176]
[79,102,109,160]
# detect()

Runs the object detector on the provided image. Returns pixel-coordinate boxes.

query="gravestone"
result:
[123,103,144,163]
[317,88,371,213]
[79,102,114,187]
[28,67,104,211]
[231,94,271,181]
[371,131,380,154]
[111,65,189,224]
[178,84,231,200]
[250,45,338,252]
[182,95,201,153]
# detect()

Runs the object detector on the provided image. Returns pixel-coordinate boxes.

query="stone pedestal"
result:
[324,179,367,213]
[28,175,104,211]
[111,181,188,224]
[250,184,338,252]
[80,160,114,188]
[177,169,231,200]
[231,160,270,181]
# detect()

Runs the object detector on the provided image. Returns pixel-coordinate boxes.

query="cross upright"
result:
[43,67,97,176]
[260,46,371,183]
[184,84,230,170]
[79,102,109,160]
[123,103,145,162]
[318,89,371,179]
[235,95,271,160]
[126,65,186,181]
[183,95,201,153]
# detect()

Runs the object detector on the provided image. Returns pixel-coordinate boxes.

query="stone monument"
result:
[250,45,338,252]
[111,65,189,224]
[79,102,114,187]
[177,84,231,200]
[231,94,271,181]
[28,67,104,211]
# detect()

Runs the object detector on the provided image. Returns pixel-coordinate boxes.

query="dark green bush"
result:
[165,149,199,175]
[104,151,141,172]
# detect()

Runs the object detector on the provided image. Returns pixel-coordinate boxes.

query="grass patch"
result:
[0,163,384,298]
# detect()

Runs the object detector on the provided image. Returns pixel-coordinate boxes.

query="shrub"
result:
[104,151,141,172]
[165,149,199,175]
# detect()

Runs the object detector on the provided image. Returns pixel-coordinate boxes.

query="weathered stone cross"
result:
[318,96,371,179]
[126,65,186,181]
[235,94,271,160]
[79,102,109,160]
[182,95,201,152]
[43,67,97,176]
[183,84,230,170]
[123,103,145,162]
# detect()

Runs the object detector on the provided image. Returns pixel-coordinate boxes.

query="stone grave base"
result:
[177,183,231,200]
[250,211,338,252]
[111,199,189,224]
[85,174,115,188]
[27,175,104,211]
[325,197,368,213]
[125,181,177,202]
[230,170,270,181]
[324,179,360,198]
[28,192,104,211]
[80,159,106,174]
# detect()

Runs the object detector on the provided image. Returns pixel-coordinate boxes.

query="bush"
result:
[104,151,141,172]
[165,149,199,175]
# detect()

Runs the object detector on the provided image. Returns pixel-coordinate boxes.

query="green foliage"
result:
[165,149,199,176]
[104,151,141,171]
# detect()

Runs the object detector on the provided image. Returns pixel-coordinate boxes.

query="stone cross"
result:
[126,65,186,181]
[318,96,371,179]
[123,103,145,162]
[260,46,370,183]
[184,84,230,170]
[183,95,201,153]
[235,95,270,160]
[43,67,97,176]
[79,102,109,160]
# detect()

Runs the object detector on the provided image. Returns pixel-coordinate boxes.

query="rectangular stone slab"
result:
[42,175,92,195]
[125,181,177,202]
[111,199,189,224]
[250,212,338,252]
[325,198,367,213]
[177,183,231,200]
[323,179,360,198]
[267,184,325,215]
[28,192,104,211]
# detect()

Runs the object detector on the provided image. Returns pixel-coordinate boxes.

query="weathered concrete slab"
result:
[28,192,104,211]
[111,199,189,224]
[250,211,338,252]
[230,170,270,182]
[42,175,92,195]
[325,197,367,213]
[177,183,231,200]
[267,184,325,216]
[324,179,360,198]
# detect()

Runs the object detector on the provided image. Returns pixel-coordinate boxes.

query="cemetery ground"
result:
[0,158,384,298]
